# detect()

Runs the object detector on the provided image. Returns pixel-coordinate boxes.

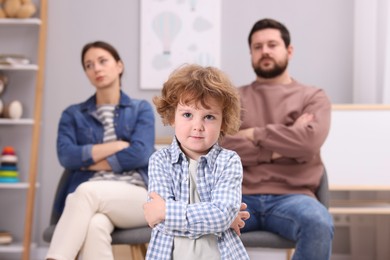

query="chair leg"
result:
[113,245,130,260]
[286,248,295,260]
[139,243,147,257]
[130,244,147,260]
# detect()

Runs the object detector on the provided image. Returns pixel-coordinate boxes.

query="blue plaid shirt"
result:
[146,138,249,260]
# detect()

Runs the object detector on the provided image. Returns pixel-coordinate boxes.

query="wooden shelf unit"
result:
[0,0,47,259]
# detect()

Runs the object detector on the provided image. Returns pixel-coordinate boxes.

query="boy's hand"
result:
[143,192,166,228]
[230,203,250,236]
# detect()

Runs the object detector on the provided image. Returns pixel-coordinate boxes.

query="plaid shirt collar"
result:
[169,136,222,168]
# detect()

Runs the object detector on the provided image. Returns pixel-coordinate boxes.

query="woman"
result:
[46,41,155,260]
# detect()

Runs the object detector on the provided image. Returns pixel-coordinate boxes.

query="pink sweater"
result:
[220,79,331,197]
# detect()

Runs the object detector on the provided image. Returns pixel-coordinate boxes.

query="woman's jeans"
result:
[242,194,334,260]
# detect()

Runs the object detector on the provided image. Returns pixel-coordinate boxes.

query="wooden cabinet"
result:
[0,0,47,259]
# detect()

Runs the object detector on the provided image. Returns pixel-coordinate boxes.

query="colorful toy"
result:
[0,146,19,183]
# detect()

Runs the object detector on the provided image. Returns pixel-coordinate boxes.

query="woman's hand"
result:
[91,140,130,162]
[87,160,111,171]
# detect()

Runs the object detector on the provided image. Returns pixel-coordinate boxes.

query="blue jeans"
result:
[242,194,334,260]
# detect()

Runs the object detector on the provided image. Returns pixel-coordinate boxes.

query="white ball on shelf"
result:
[4,100,23,119]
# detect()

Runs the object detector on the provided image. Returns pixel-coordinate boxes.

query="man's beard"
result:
[253,57,288,79]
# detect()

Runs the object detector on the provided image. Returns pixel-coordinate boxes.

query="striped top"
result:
[89,105,145,188]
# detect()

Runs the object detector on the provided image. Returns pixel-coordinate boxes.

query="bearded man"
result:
[220,18,334,260]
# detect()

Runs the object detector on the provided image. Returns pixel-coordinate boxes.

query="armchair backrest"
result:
[315,168,329,209]
[49,169,72,225]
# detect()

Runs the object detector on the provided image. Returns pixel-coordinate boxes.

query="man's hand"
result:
[143,192,166,228]
[271,113,313,160]
[230,203,250,236]
[236,128,255,141]
[294,113,314,128]
[271,152,282,160]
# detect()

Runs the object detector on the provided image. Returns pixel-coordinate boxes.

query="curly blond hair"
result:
[153,64,241,136]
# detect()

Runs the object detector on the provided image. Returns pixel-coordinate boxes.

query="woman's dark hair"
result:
[81,41,124,81]
[248,18,291,48]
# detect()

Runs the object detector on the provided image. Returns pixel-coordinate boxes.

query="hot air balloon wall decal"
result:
[140,0,221,89]
[189,0,198,11]
[153,11,182,55]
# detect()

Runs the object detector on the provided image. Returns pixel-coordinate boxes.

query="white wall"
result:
[34,0,356,256]
[221,0,354,104]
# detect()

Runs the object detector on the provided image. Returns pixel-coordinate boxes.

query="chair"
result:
[240,169,330,260]
[43,170,152,260]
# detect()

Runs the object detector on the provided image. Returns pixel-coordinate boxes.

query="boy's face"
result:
[173,98,223,160]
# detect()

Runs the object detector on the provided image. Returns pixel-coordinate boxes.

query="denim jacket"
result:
[54,90,155,214]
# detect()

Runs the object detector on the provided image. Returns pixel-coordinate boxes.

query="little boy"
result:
[143,64,249,259]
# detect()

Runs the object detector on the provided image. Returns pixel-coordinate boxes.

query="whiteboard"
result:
[321,106,390,188]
